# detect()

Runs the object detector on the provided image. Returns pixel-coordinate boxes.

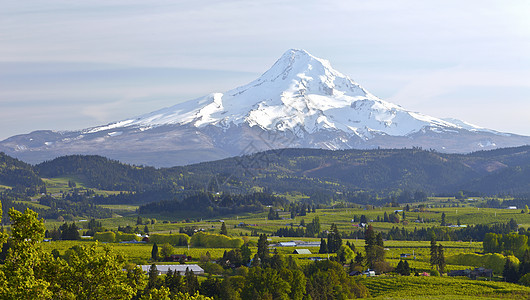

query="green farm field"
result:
[42,177,124,196]
[361,276,530,299]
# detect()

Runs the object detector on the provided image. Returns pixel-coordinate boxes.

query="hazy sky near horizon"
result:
[1,0,529,140]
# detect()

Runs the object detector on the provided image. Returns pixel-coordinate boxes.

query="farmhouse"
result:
[363,269,376,277]
[168,254,189,262]
[447,267,493,279]
[139,264,204,275]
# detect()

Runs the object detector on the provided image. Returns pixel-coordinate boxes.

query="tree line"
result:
[0,202,371,299]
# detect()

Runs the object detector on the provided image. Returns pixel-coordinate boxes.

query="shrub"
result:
[149,233,190,246]
[447,253,519,274]
[429,270,440,276]
[201,262,224,275]
[115,231,140,242]
[93,231,116,243]
[190,232,243,248]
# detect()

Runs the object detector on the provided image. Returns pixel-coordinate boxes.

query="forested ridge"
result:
[26,145,530,195]
[2,146,530,220]
[0,152,44,194]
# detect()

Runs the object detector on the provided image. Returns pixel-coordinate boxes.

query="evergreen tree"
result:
[241,243,252,265]
[383,212,389,222]
[148,264,159,289]
[327,223,342,253]
[503,258,519,283]
[59,222,80,240]
[430,236,438,269]
[437,244,445,274]
[360,215,367,224]
[165,269,175,292]
[364,225,385,268]
[306,216,321,237]
[319,238,328,254]
[403,260,411,276]
[441,212,446,226]
[268,207,278,220]
[520,249,530,276]
[220,222,228,235]
[355,251,364,266]
[509,218,519,231]
[151,243,159,261]
[257,234,269,264]
[376,232,384,247]
[396,260,404,275]
[184,268,200,295]
[364,225,376,267]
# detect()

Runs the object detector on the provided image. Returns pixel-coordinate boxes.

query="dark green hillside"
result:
[32,146,530,199]
[174,148,493,195]
[0,152,44,193]
[35,155,169,191]
[295,149,477,192]
[465,165,530,194]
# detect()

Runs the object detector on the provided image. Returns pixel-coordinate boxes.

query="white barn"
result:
[139,264,204,275]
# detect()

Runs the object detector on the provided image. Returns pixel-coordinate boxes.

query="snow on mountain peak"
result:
[86,49,497,139]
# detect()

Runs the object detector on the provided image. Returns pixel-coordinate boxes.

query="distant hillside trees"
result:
[0,152,45,196]
[139,192,286,216]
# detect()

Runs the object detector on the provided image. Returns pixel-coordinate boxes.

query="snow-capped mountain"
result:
[85,49,490,138]
[1,49,529,167]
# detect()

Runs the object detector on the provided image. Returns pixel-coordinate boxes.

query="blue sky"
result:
[1,0,529,140]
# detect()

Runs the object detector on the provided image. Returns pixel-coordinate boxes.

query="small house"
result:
[169,254,189,262]
[447,267,492,279]
[363,269,376,277]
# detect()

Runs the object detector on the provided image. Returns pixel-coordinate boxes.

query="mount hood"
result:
[1,49,529,167]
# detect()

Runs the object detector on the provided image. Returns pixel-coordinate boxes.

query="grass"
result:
[21,191,530,298]
[42,177,124,196]
[361,276,530,299]
[99,205,139,211]
[13,200,51,210]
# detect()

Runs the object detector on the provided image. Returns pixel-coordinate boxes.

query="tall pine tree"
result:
[220,222,228,235]
[151,243,159,261]
[319,238,328,254]
[327,223,342,253]
[437,244,445,274]
[430,236,438,269]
